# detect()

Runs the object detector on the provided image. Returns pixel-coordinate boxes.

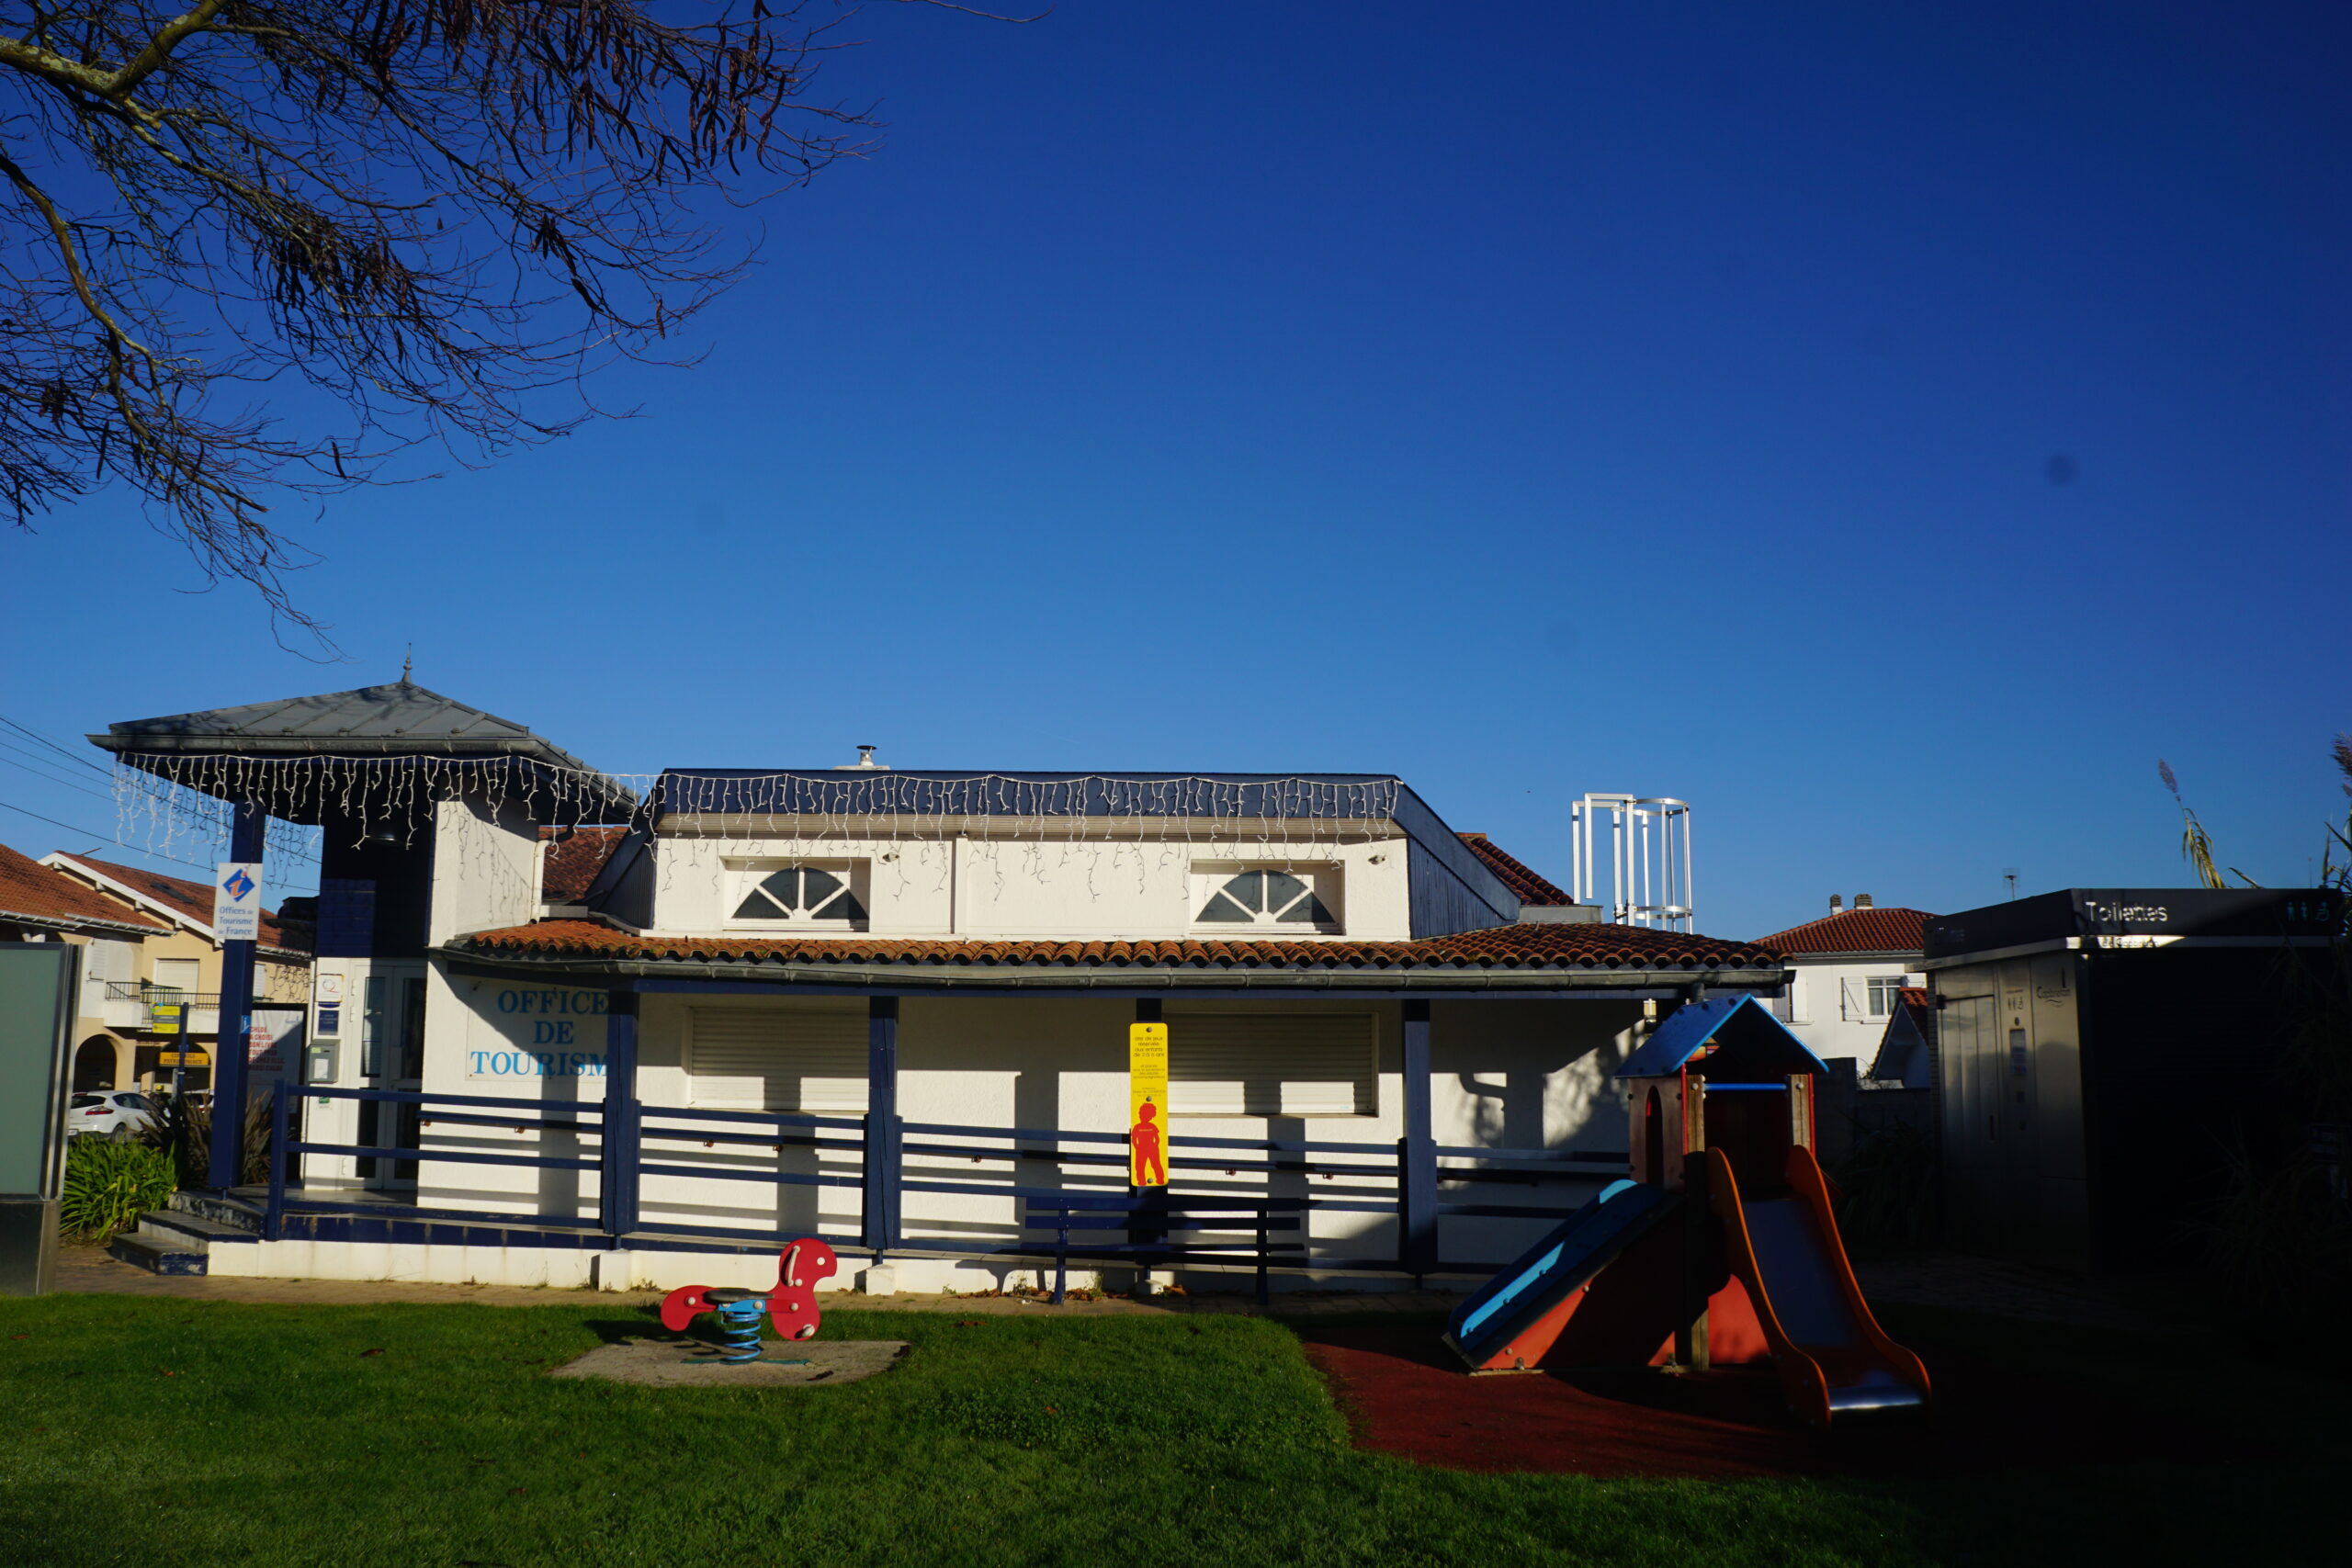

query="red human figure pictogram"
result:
[1130,1099,1167,1186]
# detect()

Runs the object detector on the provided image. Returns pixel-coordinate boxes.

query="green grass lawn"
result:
[0,1292,2338,1567]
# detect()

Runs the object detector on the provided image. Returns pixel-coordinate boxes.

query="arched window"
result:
[1195,870,1335,927]
[732,867,867,925]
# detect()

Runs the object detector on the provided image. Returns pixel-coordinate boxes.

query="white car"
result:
[65,1091,156,1142]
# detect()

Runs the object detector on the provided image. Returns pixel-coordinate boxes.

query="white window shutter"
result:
[82,938,132,1005]
[685,1002,869,1111]
[1168,1013,1376,1117]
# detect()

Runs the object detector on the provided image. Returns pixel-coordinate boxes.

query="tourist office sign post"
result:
[209,827,266,1189]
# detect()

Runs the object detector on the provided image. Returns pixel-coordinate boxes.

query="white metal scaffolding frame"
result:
[1570,794,1694,931]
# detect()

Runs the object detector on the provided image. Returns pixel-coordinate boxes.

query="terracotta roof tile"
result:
[1754,907,1932,955]
[0,844,168,932]
[538,826,628,903]
[52,853,311,953]
[449,918,1782,974]
[1456,833,1574,906]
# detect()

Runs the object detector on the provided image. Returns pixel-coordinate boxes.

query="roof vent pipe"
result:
[1829,895,1843,914]
[1856,893,1873,909]
[835,745,889,772]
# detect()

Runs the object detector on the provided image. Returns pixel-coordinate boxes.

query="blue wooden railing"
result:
[265,1077,1628,1278]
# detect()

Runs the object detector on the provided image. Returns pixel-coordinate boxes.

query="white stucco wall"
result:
[1775,955,1926,1067]
[647,829,1414,941]
[428,795,540,946]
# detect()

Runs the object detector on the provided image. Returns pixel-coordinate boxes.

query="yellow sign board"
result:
[1128,1022,1169,1187]
[158,1052,209,1067]
[151,1003,183,1033]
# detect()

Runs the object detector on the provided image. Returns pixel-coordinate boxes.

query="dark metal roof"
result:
[1924,887,2343,959]
[651,771,1405,818]
[90,681,602,772]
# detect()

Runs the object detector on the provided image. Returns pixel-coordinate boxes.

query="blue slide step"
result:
[1444,1179,1671,1370]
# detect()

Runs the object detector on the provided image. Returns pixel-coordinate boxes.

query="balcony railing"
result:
[102,983,222,1035]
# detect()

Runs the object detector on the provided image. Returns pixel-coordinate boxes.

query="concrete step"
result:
[138,1211,258,1247]
[107,1231,208,1276]
[167,1190,266,1234]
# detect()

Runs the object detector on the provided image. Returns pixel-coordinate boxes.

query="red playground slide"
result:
[1705,1145,1931,1427]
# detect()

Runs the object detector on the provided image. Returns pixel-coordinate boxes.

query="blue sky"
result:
[4,2,2347,939]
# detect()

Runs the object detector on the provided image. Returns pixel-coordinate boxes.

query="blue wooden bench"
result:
[1023,1195,1307,1306]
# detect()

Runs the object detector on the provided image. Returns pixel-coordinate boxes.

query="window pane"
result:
[1262,872,1307,910]
[1277,892,1335,924]
[759,870,803,908]
[800,870,843,908]
[1197,890,1254,922]
[809,889,866,923]
[733,889,785,919]
[1227,872,1267,913]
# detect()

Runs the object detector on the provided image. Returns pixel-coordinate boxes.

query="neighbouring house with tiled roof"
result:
[85,680,1793,1291]
[1752,896,1932,1071]
[1454,832,1580,914]
[40,852,314,1097]
[1,842,177,1094]
[1868,987,1936,1089]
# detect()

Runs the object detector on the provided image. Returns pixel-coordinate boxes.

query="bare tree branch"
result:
[1,0,1014,648]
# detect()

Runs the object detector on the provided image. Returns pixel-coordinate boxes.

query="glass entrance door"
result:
[359,973,424,1190]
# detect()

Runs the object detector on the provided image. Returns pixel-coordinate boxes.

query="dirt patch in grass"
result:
[550,1336,908,1386]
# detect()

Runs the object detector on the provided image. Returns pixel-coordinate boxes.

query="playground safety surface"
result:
[551,1337,909,1388]
[1296,1323,2242,1480]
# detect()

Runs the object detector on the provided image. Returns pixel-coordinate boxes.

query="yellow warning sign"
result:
[158,1052,209,1067]
[1128,1022,1169,1187]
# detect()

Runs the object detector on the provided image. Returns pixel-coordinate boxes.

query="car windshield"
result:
[115,1094,153,1111]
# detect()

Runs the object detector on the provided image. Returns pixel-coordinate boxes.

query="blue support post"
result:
[264,1078,289,1240]
[862,996,901,1258]
[602,993,640,1242]
[1398,999,1437,1280]
[206,803,266,1190]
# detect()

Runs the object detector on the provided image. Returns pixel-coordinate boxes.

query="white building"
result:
[1753,897,1930,1074]
[91,682,1789,1293]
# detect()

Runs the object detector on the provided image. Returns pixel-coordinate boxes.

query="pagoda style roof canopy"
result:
[91,680,633,825]
[91,680,601,770]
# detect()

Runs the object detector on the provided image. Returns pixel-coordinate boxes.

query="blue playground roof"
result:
[1617,994,1830,1079]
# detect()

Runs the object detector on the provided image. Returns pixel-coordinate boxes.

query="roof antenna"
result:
[401,644,413,684]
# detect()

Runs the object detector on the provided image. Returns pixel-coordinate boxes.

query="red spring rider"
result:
[660,1238,840,1365]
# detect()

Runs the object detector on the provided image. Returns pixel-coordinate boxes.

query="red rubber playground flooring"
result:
[1295,1324,2240,1481]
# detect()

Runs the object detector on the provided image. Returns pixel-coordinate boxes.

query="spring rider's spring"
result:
[701,1290,768,1364]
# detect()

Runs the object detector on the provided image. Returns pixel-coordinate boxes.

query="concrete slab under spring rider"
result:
[551,1337,909,1389]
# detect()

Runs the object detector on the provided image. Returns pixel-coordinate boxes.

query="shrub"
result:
[138,1091,273,1189]
[59,1137,175,1241]
[1828,1119,1939,1255]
